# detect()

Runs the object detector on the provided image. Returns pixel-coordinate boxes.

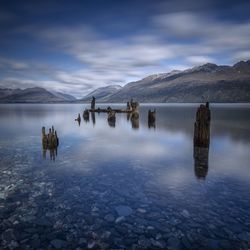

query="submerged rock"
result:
[115,205,133,217]
[50,239,66,249]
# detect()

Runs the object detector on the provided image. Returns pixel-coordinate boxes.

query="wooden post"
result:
[42,126,47,148]
[193,102,211,179]
[91,96,96,110]
[193,103,211,147]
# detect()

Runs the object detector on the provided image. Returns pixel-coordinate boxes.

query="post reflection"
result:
[91,112,96,126]
[193,146,209,179]
[75,113,81,126]
[131,114,139,129]
[83,109,90,123]
[43,147,58,161]
[107,110,116,127]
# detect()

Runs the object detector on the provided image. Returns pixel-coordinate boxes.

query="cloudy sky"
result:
[0,0,250,98]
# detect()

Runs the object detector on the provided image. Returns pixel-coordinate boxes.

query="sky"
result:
[0,0,250,98]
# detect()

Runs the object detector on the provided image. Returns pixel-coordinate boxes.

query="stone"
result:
[50,239,66,249]
[2,228,16,242]
[78,238,87,245]
[115,216,125,224]
[137,208,146,213]
[115,205,133,217]
[237,232,250,242]
[181,209,190,218]
[168,237,180,250]
[87,240,96,249]
[151,239,166,249]
[104,214,115,222]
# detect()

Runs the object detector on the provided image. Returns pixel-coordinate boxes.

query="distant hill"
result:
[0,87,76,103]
[103,60,250,103]
[80,85,122,102]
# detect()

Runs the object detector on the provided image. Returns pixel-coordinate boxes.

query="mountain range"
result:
[0,60,250,103]
[98,60,250,103]
[79,85,122,102]
[0,87,76,103]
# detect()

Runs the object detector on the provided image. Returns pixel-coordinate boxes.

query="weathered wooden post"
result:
[48,128,52,147]
[127,101,131,111]
[91,96,96,110]
[193,102,211,147]
[42,126,47,148]
[148,109,156,129]
[193,102,211,179]
[55,130,59,146]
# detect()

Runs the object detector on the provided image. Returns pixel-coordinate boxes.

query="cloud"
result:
[0,57,28,70]
[1,8,250,98]
[154,12,250,53]
[186,56,215,65]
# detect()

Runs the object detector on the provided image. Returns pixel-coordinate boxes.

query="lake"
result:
[0,103,250,249]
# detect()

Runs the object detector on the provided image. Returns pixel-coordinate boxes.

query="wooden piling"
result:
[193,102,211,147]
[91,96,96,110]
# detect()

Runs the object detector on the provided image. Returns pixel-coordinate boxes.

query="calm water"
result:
[0,103,250,249]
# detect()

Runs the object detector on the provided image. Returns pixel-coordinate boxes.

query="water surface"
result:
[0,103,250,249]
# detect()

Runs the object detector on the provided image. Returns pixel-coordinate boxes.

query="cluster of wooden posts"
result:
[75,97,156,129]
[42,97,211,169]
[42,126,59,148]
[41,126,59,160]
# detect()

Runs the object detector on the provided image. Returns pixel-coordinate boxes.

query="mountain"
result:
[80,85,122,102]
[102,60,250,103]
[50,90,76,101]
[0,87,76,103]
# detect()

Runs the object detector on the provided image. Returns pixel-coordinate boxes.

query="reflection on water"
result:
[193,146,209,179]
[131,115,139,130]
[0,103,250,249]
[91,111,96,126]
[43,146,58,161]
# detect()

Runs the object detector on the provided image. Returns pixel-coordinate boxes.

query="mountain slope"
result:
[80,85,122,102]
[0,87,74,103]
[105,61,250,102]
[50,90,76,101]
